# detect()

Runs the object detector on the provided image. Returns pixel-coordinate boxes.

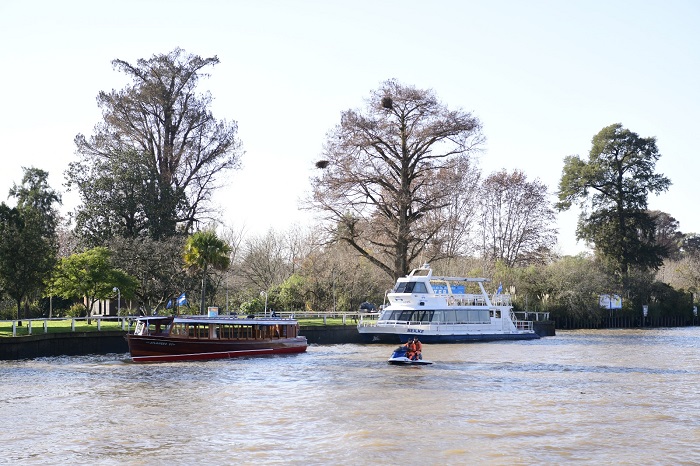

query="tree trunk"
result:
[16,300,22,327]
[200,264,208,315]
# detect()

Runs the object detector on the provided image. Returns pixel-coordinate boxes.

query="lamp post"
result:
[112,287,121,315]
[260,290,268,316]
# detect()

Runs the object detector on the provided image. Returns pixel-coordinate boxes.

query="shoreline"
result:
[0,322,555,360]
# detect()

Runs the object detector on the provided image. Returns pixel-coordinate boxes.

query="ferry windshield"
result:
[394,281,428,293]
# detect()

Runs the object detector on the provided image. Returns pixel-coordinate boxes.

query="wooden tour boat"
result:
[126,314,308,363]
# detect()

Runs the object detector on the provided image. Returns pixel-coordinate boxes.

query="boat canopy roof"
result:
[131,315,298,326]
[405,264,490,283]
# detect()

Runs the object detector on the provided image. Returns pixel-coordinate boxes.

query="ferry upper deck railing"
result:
[391,291,513,307]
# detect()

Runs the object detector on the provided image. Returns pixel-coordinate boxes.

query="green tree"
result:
[0,168,61,323]
[0,207,54,322]
[9,167,61,237]
[557,123,671,280]
[48,247,138,323]
[108,235,195,312]
[648,211,683,260]
[309,79,484,280]
[183,230,231,314]
[68,48,243,243]
[545,255,610,320]
[276,274,307,313]
[680,233,700,257]
[67,150,152,246]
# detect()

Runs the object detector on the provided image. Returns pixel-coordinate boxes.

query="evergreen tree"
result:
[557,123,671,280]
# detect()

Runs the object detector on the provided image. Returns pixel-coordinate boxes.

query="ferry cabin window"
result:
[390,310,434,322]
[394,281,428,294]
[412,310,434,322]
[433,310,491,324]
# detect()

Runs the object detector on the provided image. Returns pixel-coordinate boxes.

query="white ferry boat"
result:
[358,264,539,344]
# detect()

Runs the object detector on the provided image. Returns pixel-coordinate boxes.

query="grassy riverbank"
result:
[0,315,365,337]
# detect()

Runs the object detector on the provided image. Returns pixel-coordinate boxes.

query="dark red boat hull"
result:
[126,335,308,363]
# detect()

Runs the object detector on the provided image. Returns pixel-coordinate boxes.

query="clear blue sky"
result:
[1,0,698,255]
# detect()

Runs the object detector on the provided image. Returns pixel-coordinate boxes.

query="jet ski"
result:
[387,345,433,365]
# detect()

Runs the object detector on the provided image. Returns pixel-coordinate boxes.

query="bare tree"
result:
[299,242,390,313]
[309,79,484,280]
[285,224,320,275]
[422,156,482,258]
[239,229,294,292]
[479,169,557,267]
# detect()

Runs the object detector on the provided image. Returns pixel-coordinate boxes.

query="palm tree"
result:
[183,230,231,314]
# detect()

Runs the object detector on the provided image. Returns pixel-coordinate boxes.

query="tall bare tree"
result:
[309,79,484,280]
[68,48,243,243]
[479,170,557,267]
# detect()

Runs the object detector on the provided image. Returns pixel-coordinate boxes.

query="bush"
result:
[66,303,87,318]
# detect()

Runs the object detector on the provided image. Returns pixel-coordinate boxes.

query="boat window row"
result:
[382,309,492,324]
[167,323,294,340]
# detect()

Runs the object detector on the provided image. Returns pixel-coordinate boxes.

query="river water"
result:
[2,328,700,465]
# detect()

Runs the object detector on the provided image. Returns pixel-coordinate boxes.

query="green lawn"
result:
[0,318,127,337]
[0,315,371,337]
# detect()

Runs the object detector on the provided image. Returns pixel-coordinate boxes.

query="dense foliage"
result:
[47,247,138,321]
[1,68,696,326]
[0,168,60,321]
[557,123,671,278]
[67,48,243,244]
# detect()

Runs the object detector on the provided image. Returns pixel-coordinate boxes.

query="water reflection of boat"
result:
[358,263,539,344]
[387,345,433,365]
[126,315,308,363]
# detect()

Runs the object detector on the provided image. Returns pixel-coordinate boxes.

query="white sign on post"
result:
[599,294,622,309]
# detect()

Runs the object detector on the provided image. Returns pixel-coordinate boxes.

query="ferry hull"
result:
[126,335,308,363]
[359,330,539,344]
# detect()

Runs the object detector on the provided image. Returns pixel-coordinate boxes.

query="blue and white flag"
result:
[177,292,187,306]
[497,282,503,294]
[166,299,173,309]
